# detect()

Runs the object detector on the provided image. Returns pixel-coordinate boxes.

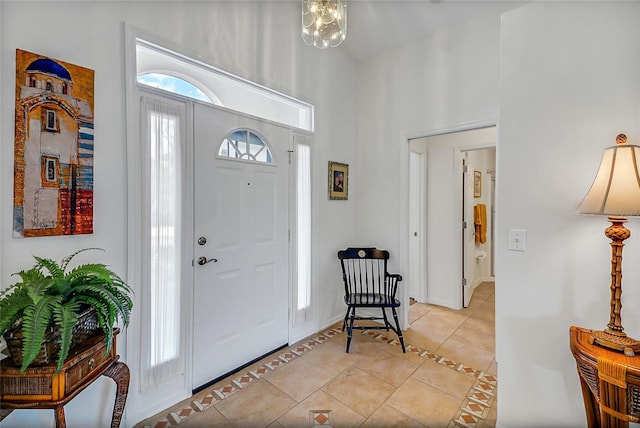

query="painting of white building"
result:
[13,49,94,237]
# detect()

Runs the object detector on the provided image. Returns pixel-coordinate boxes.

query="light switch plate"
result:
[509,229,526,251]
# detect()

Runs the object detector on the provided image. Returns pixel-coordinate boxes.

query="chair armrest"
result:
[387,273,403,282]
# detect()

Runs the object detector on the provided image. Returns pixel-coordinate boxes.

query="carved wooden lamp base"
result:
[588,215,640,357]
[589,329,640,357]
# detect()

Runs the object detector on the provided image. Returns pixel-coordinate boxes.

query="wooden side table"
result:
[0,329,129,428]
[570,326,640,427]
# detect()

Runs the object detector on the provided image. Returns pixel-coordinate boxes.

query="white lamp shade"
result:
[579,140,640,216]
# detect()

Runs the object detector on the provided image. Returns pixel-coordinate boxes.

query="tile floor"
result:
[136,282,496,428]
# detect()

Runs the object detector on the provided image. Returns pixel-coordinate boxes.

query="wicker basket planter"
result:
[3,306,100,367]
[0,249,132,372]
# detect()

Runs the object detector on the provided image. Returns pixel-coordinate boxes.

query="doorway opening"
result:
[461,148,496,307]
[407,126,496,310]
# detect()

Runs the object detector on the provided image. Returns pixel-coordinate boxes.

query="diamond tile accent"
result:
[309,410,334,426]
[453,411,480,428]
[406,344,422,354]
[465,401,487,417]
[279,352,296,363]
[233,374,254,388]
[475,381,496,395]
[468,390,491,407]
[458,364,480,377]
[250,365,272,379]
[478,373,497,385]
[214,383,238,399]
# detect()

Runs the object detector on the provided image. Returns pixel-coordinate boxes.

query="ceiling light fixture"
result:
[302,0,347,49]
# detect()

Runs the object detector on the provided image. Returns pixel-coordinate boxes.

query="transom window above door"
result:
[218,129,274,164]
[137,72,215,104]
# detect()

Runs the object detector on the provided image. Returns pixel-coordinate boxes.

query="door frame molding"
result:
[402,122,497,316]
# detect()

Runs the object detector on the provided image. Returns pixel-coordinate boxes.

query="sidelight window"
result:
[140,96,185,391]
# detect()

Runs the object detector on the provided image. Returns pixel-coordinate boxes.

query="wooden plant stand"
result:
[0,329,129,428]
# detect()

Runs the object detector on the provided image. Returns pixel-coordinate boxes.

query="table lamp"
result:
[578,134,640,356]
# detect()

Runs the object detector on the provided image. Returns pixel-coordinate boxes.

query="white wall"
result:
[0,1,358,426]
[355,12,502,316]
[498,2,640,426]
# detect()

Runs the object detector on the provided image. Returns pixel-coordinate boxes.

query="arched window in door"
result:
[218,129,273,164]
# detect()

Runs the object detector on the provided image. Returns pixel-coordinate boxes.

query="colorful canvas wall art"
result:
[13,49,95,237]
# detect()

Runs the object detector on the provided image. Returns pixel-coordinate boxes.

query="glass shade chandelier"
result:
[302,0,347,49]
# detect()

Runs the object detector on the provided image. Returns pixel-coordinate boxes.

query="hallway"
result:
[138,282,496,427]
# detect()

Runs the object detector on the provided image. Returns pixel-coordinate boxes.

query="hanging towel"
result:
[474,204,487,244]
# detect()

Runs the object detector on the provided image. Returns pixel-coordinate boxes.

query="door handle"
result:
[197,256,218,266]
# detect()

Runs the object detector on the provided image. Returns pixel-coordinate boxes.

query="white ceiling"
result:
[336,1,525,62]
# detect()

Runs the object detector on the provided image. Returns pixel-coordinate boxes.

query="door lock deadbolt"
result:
[198,237,207,246]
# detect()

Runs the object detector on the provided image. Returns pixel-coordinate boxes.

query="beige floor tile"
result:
[214,380,296,427]
[356,352,421,386]
[277,390,366,428]
[409,303,432,324]
[300,336,366,375]
[361,403,427,427]
[321,367,397,417]
[403,315,461,351]
[265,356,336,402]
[462,315,495,335]
[178,406,232,427]
[465,296,490,312]
[487,359,498,376]
[436,336,495,372]
[386,377,462,426]
[423,306,470,328]
[471,307,496,323]
[411,360,476,400]
[448,324,495,353]
[472,282,495,298]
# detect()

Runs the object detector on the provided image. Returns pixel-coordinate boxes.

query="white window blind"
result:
[140,96,185,391]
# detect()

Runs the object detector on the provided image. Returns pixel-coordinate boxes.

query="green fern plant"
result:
[0,248,133,372]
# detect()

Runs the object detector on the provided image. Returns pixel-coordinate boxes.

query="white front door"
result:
[192,103,290,389]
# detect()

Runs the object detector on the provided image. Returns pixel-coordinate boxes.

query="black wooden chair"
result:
[338,247,406,353]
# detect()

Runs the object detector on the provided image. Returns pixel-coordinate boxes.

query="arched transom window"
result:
[218,129,274,164]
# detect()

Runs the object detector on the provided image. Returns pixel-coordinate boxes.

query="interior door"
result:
[409,150,426,302]
[192,103,290,389]
[462,156,475,307]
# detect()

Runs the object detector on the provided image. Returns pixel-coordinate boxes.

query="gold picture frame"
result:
[474,170,482,198]
[328,161,349,200]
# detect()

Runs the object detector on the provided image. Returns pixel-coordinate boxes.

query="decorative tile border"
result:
[141,326,497,428]
[362,329,497,428]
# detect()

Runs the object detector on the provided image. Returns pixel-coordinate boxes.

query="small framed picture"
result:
[328,161,348,200]
[474,170,482,198]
